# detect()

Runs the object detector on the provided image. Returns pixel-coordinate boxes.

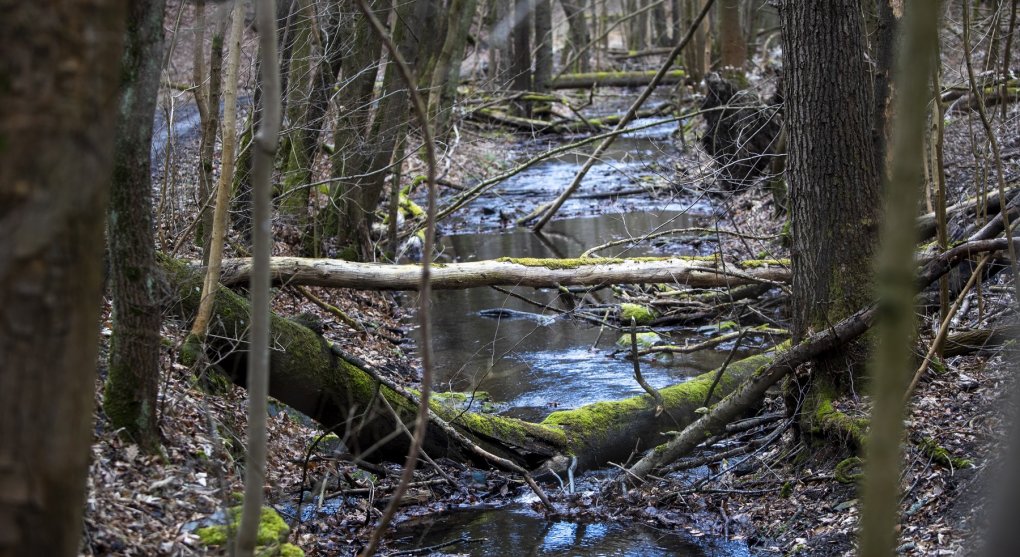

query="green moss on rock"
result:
[619,303,657,325]
[196,506,300,555]
[615,331,662,349]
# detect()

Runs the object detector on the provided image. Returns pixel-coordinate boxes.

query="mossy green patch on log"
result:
[916,436,972,469]
[737,258,790,269]
[616,331,662,349]
[620,303,657,324]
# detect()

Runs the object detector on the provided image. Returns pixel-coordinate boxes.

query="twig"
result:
[387,536,487,556]
[629,318,665,415]
[904,254,989,402]
[703,329,749,406]
[290,285,364,331]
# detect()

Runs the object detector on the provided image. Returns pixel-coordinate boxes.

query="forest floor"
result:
[84,24,1020,553]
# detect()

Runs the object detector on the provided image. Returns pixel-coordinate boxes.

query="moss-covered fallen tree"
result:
[162,254,773,475]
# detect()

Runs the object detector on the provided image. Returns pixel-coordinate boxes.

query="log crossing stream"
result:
[395,118,756,556]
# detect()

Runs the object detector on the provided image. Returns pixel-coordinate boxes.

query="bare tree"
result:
[104,0,167,450]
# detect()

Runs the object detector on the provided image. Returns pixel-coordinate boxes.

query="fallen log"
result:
[215,255,792,291]
[550,69,686,90]
[624,237,1020,480]
[167,238,1014,481]
[162,254,774,475]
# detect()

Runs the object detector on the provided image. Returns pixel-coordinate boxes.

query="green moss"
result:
[498,255,708,269]
[615,331,662,349]
[834,456,864,484]
[540,351,775,445]
[498,256,623,269]
[916,436,972,470]
[737,258,790,269]
[279,544,305,557]
[619,303,657,325]
[780,481,793,498]
[180,333,203,366]
[812,395,869,449]
[432,391,501,413]
[196,505,292,550]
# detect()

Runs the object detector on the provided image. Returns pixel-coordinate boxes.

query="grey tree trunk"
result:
[512,0,533,96]
[560,0,591,71]
[104,0,167,450]
[534,0,554,92]
[0,0,126,554]
[781,0,881,432]
[429,0,480,137]
[328,0,385,254]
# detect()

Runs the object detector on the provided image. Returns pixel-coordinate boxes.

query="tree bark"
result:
[511,0,533,99]
[215,255,791,290]
[560,0,591,72]
[428,0,479,138]
[328,0,385,252]
[534,0,553,92]
[781,0,882,431]
[718,0,745,70]
[104,0,166,450]
[0,1,126,554]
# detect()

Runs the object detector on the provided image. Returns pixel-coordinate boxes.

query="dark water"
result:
[446,117,705,233]
[420,211,727,422]
[396,119,752,556]
[392,506,752,557]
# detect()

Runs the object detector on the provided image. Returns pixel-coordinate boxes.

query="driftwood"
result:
[550,69,686,90]
[215,256,792,291]
[624,237,1020,481]
[162,255,772,476]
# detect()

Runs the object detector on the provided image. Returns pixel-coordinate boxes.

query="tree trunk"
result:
[429,0,479,138]
[339,0,423,258]
[104,0,166,451]
[511,0,533,103]
[718,0,745,70]
[328,0,385,254]
[651,0,669,46]
[560,0,591,72]
[195,14,226,258]
[215,255,791,290]
[278,0,316,228]
[534,0,553,92]
[487,0,511,82]
[781,0,882,434]
[0,1,126,554]
[187,0,245,351]
[684,0,710,82]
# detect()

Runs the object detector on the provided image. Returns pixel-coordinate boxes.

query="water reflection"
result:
[394,507,751,557]
[411,211,729,422]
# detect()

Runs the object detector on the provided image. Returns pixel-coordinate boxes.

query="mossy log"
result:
[163,254,771,475]
[469,103,671,134]
[214,255,791,290]
[550,69,686,90]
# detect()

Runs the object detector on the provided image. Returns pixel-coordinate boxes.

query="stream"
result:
[394,118,755,555]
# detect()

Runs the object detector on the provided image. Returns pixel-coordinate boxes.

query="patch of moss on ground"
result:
[196,506,301,555]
